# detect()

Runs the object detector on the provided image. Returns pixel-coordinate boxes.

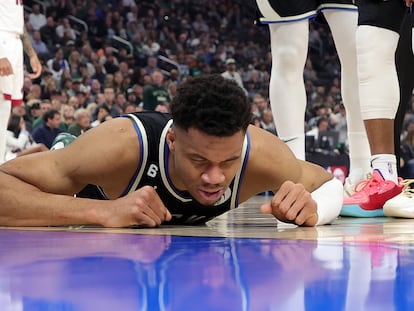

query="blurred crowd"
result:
[11,0,411,161]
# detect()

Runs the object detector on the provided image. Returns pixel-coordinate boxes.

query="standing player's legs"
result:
[395,12,414,176]
[341,1,407,217]
[255,0,317,160]
[383,13,414,218]
[323,9,371,189]
[358,25,400,182]
[268,21,309,160]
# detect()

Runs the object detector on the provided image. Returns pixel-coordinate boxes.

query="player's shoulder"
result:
[247,124,286,150]
[246,124,300,178]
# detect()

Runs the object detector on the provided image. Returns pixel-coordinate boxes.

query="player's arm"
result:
[240,125,343,226]
[21,26,42,79]
[0,117,171,227]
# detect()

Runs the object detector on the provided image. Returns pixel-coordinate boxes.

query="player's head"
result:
[170,74,251,136]
[167,75,251,206]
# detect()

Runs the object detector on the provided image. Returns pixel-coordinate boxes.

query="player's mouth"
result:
[198,189,224,203]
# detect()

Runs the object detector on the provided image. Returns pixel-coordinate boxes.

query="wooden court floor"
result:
[1,195,414,310]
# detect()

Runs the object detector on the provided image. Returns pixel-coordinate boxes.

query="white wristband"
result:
[311,177,343,226]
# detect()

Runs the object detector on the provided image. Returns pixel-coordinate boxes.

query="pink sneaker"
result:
[340,170,403,217]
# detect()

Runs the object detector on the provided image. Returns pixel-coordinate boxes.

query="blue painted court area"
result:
[0,229,413,311]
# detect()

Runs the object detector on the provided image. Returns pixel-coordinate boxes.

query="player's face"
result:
[167,127,245,205]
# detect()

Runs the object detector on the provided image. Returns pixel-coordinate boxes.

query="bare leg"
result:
[356,25,400,183]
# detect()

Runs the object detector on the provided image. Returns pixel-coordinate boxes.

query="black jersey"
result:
[77,111,251,225]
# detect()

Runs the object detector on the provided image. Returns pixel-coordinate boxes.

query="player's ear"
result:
[166,128,175,151]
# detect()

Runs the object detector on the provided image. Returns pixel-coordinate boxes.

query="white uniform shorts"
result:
[0,30,23,106]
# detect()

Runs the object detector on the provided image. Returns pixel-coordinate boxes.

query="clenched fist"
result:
[260,181,318,226]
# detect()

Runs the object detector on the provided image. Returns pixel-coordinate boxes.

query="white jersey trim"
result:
[230,135,248,209]
[159,120,192,203]
[318,4,357,11]
[126,114,149,195]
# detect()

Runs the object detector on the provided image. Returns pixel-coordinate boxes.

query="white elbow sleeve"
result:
[356,25,400,120]
[312,178,343,226]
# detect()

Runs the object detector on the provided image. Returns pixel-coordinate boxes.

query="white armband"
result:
[311,177,343,226]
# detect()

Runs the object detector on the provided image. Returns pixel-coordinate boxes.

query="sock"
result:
[370,154,398,184]
[347,131,371,184]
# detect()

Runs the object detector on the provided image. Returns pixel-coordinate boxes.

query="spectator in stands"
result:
[76,90,88,109]
[125,87,139,107]
[25,83,42,102]
[4,114,48,162]
[102,86,120,117]
[67,108,91,136]
[306,116,330,141]
[32,100,52,130]
[26,101,41,130]
[67,79,81,98]
[47,48,69,87]
[144,56,159,75]
[5,114,32,162]
[221,58,245,92]
[86,9,107,50]
[103,55,120,76]
[30,30,50,61]
[39,69,55,93]
[31,109,63,148]
[260,109,277,136]
[112,71,124,94]
[60,104,75,130]
[334,103,348,153]
[68,50,82,79]
[306,103,335,132]
[252,93,269,117]
[55,17,77,44]
[42,79,59,101]
[39,17,59,50]
[28,3,47,31]
[90,104,111,128]
[143,70,170,111]
[114,92,127,114]
[51,0,74,22]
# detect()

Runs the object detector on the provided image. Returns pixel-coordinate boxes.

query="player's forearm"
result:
[0,172,106,227]
[21,27,37,59]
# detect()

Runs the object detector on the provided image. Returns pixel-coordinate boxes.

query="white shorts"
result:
[0,30,23,106]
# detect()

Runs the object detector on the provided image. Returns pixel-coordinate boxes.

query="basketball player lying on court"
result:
[0,75,343,228]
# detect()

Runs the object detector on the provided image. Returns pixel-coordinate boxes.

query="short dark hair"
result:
[98,104,110,114]
[43,109,60,123]
[170,74,251,136]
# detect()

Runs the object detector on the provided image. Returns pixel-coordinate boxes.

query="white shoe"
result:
[384,179,414,218]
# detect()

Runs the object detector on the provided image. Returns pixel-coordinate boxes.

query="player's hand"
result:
[27,55,42,79]
[102,186,172,228]
[260,181,318,226]
[0,58,13,76]
[406,0,414,7]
